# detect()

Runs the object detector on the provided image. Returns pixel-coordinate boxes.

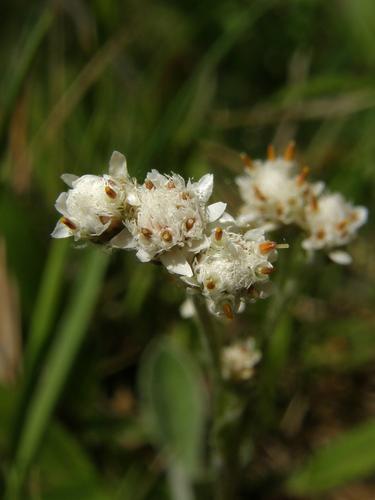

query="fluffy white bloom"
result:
[184,225,279,319]
[52,152,136,241]
[236,144,321,228]
[111,170,227,276]
[302,192,368,264]
[221,338,261,381]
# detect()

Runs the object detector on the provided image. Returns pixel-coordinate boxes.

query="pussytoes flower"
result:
[235,142,368,265]
[302,192,368,264]
[221,338,261,381]
[183,224,285,319]
[236,143,322,228]
[111,169,227,276]
[51,152,136,242]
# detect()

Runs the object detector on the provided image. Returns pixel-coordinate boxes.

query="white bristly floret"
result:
[236,156,323,228]
[302,192,368,264]
[51,152,137,241]
[183,226,277,318]
[221,338,262,381]
[111,170,227,277]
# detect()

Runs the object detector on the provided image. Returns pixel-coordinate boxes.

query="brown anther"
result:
[223,303,234,320]
[206,278,216,290]
[254,185,267,201]
[296,166,310,186]
[105,185,117,199]
[267,144,276,161]
[259,241,277,254]
[259,266,275,275]
[310,195,319,211]
[99,215,111,225]
[336,220,348,232]
[288,197,297,206]
[167,180,176,189]
[276,205,284,217]
[284,141,296,161]
[61,217,76,230]
[247,285,260,299]
[141,227,153,239]
[316,229,326,240]
[215,227,223,241]
[185,218,195,231]
[240,152,253,170]
[161,229,172,242]
[181,191,191,200]
[145,179,154,190]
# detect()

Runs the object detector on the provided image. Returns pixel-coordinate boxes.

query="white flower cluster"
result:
[236,143,368,264]
[221,338,261,381]
[52,151,284,319]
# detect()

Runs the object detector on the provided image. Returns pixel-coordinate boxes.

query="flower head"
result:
[302,192,368,264]
[221,338,261,381]
[184,225,280,318]
[236,144,324,229]
[112,169,226,276]
[51,152,135,242]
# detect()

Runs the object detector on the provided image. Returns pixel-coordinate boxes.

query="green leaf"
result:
[25,239,70,374]
[287,419,375,495]
[139,337,206,479]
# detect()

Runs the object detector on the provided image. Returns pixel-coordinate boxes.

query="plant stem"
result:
[192,296,236,500]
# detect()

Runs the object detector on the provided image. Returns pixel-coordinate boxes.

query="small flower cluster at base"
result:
[221,338,261,381]
[52,151,282,318]
[236,142,368,264]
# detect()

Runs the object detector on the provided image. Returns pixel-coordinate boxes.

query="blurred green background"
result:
[0,0,374,498]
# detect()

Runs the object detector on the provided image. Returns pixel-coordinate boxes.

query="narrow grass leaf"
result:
[6,248,108,498]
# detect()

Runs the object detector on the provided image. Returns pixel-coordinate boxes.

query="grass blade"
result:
[5,248,108,499]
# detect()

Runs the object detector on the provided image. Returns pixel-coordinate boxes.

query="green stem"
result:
[192,296,236,500]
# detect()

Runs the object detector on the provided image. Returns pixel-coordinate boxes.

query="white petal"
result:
[51,220,71,238]
[61,173,79,187]
[180,298,196,318]
[126,192,141,206]
[311,181,325,196]
[236,299,246,314]
[187,236,210,253]
[196,174,213,202]
[55,192,68,215]
[328,250,352,265]
[218,212,236,225]
[136,248,152,263]
[355,206,368,226]
[236,212,259,226]
[206,202,227,222]
[159,249,193,277]
[109,151,128,178]
[110,228,137,249]
[146,169,166,185]
[244,228,265,242]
